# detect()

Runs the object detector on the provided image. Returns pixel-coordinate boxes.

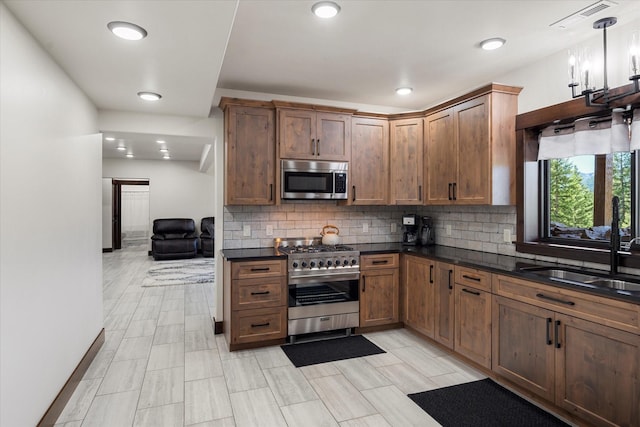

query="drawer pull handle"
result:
[462,274,481,282]
[448,269,453,290]
[251,322,270,328]
[320,316,331,321]
[372,260,388,265]
[250,267,270,272]
[429,265,434,284]
[555,320,561,349]
[546,317,553,345]
[462,288,480,296]
[536,293,575,306]
[251,291,270,295]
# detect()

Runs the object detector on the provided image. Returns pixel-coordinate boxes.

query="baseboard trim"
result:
[102,248,113,253]
[213,317,223,335]
[37,328,105,427]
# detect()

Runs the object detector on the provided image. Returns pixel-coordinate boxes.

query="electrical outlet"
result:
[266,224,273,236]
[363,223,369,233]
[243,225,251,237]
[446,224,452,236]
[391,223,397,233]
[503,228,512,242]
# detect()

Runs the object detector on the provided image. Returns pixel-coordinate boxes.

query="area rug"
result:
[408,378,570,427]
[281,335,385,367]
[142,258,214,287]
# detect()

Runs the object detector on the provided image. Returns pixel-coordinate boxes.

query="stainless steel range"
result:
[276,237,360,342]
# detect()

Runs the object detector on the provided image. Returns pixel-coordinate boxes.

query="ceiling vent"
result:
[550,0,618,29]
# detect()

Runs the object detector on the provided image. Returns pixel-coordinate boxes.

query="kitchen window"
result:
[540,152,636,246]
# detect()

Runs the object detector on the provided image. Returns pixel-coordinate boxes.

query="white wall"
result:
[0,4,102,426]
[102,158,215,244]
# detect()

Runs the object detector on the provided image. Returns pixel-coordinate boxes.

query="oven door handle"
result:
[288,272,360,285]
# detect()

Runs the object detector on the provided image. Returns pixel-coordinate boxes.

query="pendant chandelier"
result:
[568,17,640,108]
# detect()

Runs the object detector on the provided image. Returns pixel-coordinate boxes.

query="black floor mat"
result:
[408,378,570,427]
[281,335,385,367]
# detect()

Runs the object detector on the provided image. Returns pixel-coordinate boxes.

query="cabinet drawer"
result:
[232,277,287,310]
[231,260,286,280]
[232,307,287,344]
[361,253,399,270]
[493,274,640,334]
[455,266,491,291]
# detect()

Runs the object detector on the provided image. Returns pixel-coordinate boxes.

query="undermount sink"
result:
[518,266,640,296]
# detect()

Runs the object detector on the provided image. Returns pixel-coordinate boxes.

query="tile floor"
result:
[53,245,542,426]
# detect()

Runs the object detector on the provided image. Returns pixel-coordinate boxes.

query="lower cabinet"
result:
[434,261,454,349]
[493,292,640,427]
[360,254,399,327]
[403,255,435,337]
[454,266,492,368]
[223,259,288,350]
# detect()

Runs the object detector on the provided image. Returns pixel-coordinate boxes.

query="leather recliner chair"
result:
[151,218,198,260]
[200,217,214,257]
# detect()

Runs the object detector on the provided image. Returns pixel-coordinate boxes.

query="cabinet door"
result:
[555,314,640,427]
[390,118,423,205]
[360,268,399,327]
[454,284,492,368]
[403,255,434,337]
[492,296,556,400]
[226,106,276,205]
[316,112,351,161]
[351,117,389,205]
[279,109,317,159]
[425,109,456,205]
[434,262,455,349]
[455,95,490,204]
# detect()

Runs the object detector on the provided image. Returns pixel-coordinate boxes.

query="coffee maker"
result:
[420,216,435,246]
[402,214,419,245]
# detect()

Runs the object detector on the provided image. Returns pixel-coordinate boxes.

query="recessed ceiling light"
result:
[163,155,171,160]
[104,136,115,141]
[480,37,506,50]
[156,139,165,144]
[107,21,147,41]
[396,87,413,95]
[137,91,162,101]
[126,153,134,158]
[312,1,340,18]
[116,146,126,151]
[159,148,169,153]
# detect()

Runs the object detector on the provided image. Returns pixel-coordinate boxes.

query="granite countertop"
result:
[222,243,640,304]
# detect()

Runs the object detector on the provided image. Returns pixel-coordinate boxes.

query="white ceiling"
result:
[5,0,640,161]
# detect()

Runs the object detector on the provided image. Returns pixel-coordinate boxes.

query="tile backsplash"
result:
[223,202,517,256]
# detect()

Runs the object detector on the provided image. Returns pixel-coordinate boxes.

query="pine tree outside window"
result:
[543,152,634,243]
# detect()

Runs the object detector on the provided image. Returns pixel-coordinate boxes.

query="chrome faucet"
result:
[611,196,620,275]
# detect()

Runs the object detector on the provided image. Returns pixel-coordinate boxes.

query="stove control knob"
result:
[351,259,358,265]
[301,261,308,268]
[341,259,347,266]
[292,262,299,269]
[318,260,324,267]
[310,261,316,268]
[326,260,332,267]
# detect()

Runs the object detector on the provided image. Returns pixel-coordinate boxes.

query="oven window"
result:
[289,280,358,307]
[284,172,333,193]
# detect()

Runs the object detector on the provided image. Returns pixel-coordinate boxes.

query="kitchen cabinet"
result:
[223,259,287,350]
[359,253,399,327]
[278,108,351,161]
[434,261,455,349]
[390,117,423,205]
[492,274,640,427]
[349,116,389,205]
[453,266,492,368]
[221,100,276,205]
[403,255,434,337]
[425,85,521,205]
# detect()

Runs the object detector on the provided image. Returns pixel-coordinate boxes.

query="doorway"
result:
[112,179,149,250]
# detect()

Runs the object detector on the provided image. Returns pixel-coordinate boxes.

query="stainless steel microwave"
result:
[281,159,348,200]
